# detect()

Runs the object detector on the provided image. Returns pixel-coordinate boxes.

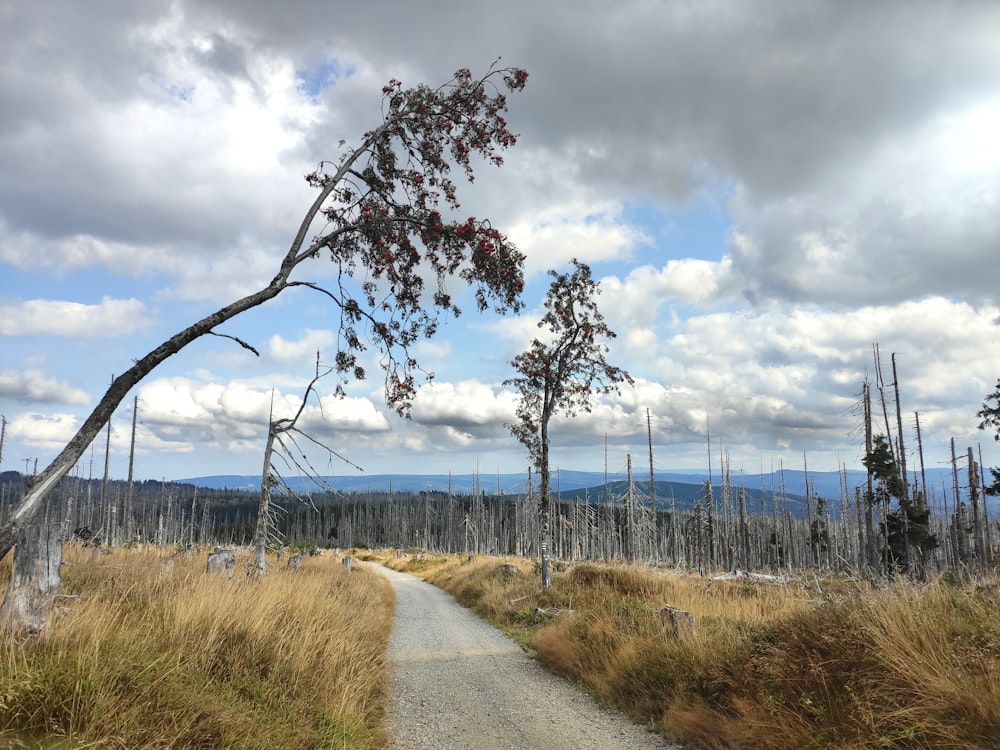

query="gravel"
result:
[372,564,680,750]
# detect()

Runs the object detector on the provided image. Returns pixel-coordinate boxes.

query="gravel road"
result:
[373,564,679,750]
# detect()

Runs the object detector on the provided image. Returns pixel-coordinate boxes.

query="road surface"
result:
[374,564,679,750]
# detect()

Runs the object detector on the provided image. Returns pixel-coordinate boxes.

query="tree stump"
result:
[342,556,353,572]
[288,554,302,570]
[206,548,236,577]
[0,522,63,635]
[658,605,695,640]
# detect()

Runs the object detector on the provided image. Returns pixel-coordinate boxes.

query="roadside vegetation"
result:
[0,544,393,749]
[372,550,1000,749]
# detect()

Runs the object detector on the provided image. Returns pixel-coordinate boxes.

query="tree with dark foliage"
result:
[976,378,1000,496]
[864,434,936,574]
[505,260,632,588]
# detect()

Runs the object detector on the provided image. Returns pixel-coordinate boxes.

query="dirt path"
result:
[374,565,679,750]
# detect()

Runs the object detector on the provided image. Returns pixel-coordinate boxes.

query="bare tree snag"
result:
[206,548,236,577]
[0,522,63,635]
[254,355,362,574]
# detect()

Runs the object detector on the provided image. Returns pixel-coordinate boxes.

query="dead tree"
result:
[0,520,63,635]
[254,355,361,574]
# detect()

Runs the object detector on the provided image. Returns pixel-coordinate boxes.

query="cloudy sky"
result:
[1,0,999,486]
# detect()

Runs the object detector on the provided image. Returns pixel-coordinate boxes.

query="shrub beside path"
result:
[373,564,679,750]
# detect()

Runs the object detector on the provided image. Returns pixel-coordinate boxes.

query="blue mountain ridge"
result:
[177,467,964,505]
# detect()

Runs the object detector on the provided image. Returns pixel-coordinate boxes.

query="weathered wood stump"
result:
[342,556,353,572]
[206,547,236,577]
[0,522,63,635]
[658,605,695,640]
[288,554,302,570]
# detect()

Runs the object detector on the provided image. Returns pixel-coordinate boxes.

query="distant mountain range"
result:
[177,467,965,508]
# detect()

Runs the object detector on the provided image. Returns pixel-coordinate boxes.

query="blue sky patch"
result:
[296,58,356,101]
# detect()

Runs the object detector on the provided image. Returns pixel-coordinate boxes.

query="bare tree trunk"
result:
[100,412,112,542]
[0,415,6,474]
[892,354,908,501]
[951,438,966,568]
[255,426,277,574]
[863,382,877,571]
[979,443,994,563]
[647,407,656,512]
[124,396,138,545]
[968,447,986,572]
[0,520,62,635]
[705,423,716,569]
[737,485,749,571]
[624,454,635,563]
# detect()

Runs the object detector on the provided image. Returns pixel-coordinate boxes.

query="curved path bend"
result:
[373,564,679,750]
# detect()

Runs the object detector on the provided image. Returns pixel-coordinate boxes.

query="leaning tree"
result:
[0,63,528,610]
[505,260,632,588]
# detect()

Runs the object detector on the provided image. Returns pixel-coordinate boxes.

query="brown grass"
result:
[0,544,394,749]
[377,551,1000,749]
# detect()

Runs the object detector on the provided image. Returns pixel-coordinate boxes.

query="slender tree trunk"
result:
[0,415,7,474]
[705,424,715,569]
[124,395,138,546]
[979,443,994,564]
[968,447,986,571]
[100,411,112,542]
[647,407,656,512]
[863,382,877,571]
[951,438,966,568]
[737,485,749,571]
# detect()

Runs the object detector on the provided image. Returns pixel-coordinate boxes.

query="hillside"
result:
[176,466,965,514]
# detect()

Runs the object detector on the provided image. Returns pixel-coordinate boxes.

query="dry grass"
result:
[378,552,1000,749]
[0,544,394,749]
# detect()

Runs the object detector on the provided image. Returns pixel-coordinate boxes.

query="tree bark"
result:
[255,427,278,574]
[0,521,63,635]
[538,401,553,589]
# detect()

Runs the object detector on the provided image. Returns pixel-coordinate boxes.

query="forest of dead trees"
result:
[0,436,994,580]
[0,348,996,579]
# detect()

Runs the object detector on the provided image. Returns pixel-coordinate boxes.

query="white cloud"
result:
[135,376,390,457]
[411,380,517,430]
[508,200,649,277]
[6,413,80,452]
[0,297,152,337]
[266,329,336,362]
[0,370,90,405]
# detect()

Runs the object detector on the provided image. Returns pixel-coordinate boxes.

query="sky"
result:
[1,0,999,486]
